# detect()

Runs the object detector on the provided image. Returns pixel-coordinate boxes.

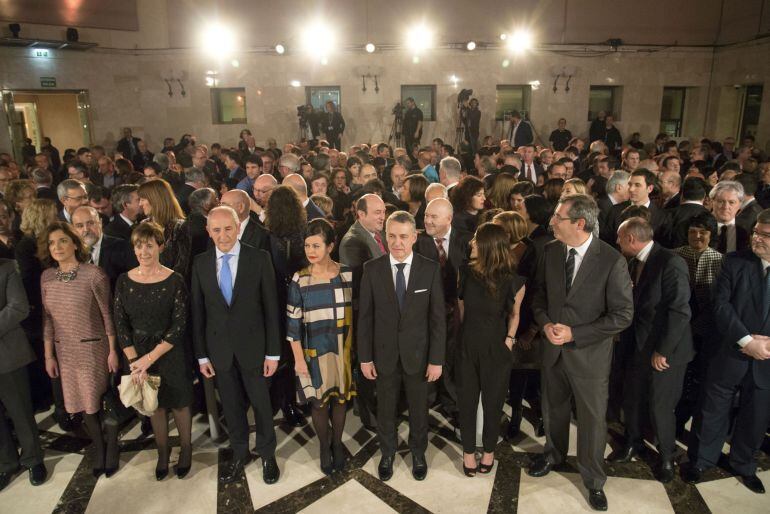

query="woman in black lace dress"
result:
[114,222,193,481]
[137,179,192,281]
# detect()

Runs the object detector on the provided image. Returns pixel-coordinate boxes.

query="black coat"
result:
[175,183,196,215]
[191,243,280,371]
[661,202,708,249]
[96,235,138,292]
[414,229,471,304]
[736,199,763,235]
[240,212,270,252]
[103,215,134,241]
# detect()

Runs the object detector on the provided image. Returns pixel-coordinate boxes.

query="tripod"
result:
[388,113,403,148]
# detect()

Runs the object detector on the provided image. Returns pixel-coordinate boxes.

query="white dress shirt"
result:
[523,162,537,183]
[717,220,737,253]
[737,258,770,348]
[635,240,654,263]
[237,216,249,241]
[434,227,451,256]
[389,252,414,287]
[566,234,593,286]
[90,236,103,266]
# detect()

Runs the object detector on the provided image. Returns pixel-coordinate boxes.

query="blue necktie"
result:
[395,263,407,311]
[220,254,233,305]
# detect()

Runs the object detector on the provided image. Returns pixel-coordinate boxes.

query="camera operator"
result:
[322,100,345,150]
[466,98,481,155]
[403,97,423,158]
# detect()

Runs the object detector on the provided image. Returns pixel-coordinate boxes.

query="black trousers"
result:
[623,360,687,460]
[695,360,770,475]
[542,355,609,490]
[0,365,44,472]
[375,362,428,458]
[216,358,276,461]
[457,343,511,453]
[430,309,459,421]
[509,369,542,419]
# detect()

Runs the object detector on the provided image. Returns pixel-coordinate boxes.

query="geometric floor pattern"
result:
[2,405,768,513]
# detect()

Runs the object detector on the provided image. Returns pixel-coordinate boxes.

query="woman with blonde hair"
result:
[492,211,530,264]
[561,178,587,198]
[5,179,36,218]
[137,179,191,280]
[487,172,518,210]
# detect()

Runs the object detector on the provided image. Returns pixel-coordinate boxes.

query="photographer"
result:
[322,101,345,150]
[403,97,424,157]
[466,98,481,155]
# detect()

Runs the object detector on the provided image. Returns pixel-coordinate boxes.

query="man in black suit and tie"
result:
[519,145,543,184]
[735,173,763,235]
[116,127,141,161]
[508,111,534,149]
[220,189,270,251]
[605,168,666,244]
[359,211,446,482]
[283,173,325,221]
[414,198,470,427]
[192,206,280,485]
[660,177,708,249]
[528,194,634,511]
[685,208,770,494]
[611,217,693,483]
[104,184,141,240]
[711,181,750,254]
[71,206,137,291]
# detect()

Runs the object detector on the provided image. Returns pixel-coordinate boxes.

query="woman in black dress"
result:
[451,175,486,234]
[114,222,193,481]
[457,223,525,476]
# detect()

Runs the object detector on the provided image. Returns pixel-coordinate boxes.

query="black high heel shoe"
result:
[155,449,169,481]
[320,442,333,476]
[332,443,347,472]
[175,445,192,479]
[478,459,494,474]
[462,454,477,477]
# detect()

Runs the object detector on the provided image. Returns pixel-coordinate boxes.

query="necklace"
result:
[56,264,80,283]
[136,266,162,276]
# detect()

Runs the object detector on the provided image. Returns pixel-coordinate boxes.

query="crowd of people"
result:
[0,117,768,511]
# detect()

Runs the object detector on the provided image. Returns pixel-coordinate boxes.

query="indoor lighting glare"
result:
[528,80,541,90]
[406,24,433,53]
[275,44,285,54]
[466,41,476,51]
[500,33,507,41]
[290,80,301,87]
[506,29,533,53]
[412,55,420,64]
[301,21,335,60]
[201,23,236,57]
[231,59,239,67]
[502,59,510,67]
[365,42,376,53]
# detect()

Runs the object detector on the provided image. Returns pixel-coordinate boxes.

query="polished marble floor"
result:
[2,403,768,513]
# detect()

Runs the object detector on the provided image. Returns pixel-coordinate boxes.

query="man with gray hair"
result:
[104,184,141,240]
[277,153,301,181]
[425,182,448,203]
[30,168,56,201]
[528,194,633,511]
[439,156,462,193]
[598,170,630,241]
[710,180,748,253]
[187,187,219,258]
[56,179,88,223]
[177,166,207,215]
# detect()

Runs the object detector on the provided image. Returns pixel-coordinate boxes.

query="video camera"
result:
[392,102,404,119]
[457,88,473,105]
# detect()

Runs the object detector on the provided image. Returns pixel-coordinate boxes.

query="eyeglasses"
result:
[752,229,770,240]
[551,213,577,223]
[65,195,87,202]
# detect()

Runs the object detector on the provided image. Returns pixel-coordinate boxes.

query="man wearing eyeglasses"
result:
[685,209,770,494]
[55,179,89,224]
[528,194,633,511]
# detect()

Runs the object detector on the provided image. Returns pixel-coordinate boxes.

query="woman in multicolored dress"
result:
[286,218,355,476]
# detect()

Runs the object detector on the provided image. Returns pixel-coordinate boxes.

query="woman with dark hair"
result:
[457,223,525,476]
[114,222,193,480]
[286,219,355,475]
[400,174,428,229]
[237,129,253,152]
[329,168,352,220]
[488,173,518,210]
[673,212,724,437]
[451,175,486,234]
[40,221,120,477]
[543,178,565,206]
[137,179,192,280]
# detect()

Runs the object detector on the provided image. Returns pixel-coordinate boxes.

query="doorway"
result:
[1,90,93,165]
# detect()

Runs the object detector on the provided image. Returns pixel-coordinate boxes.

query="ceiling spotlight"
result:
[201,23,236,57]
[500,33,507,41]
[406,24,433,53]
[502,59,510,68]
[450,74,459,83]
[275,44,285,54]
[466,41,476,51]
[365,42,376,53]
[507,29,533,53]
[321,57,329,65]
[301,20,335,59]
[412,55,420,64]
[231,59,239,67]
[290,80,301,87]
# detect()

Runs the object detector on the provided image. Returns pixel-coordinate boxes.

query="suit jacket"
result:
[736,199,763,235]
[339,221,386,300]
[187,212,210,258]
[175,183,196,215]
[511,121,534,149]
[36,186,57,202]
[96,235,138,292]
[191,243,280,371]
[357,253,446,375]
[661,202,708,249]
[532,237,634,376]
[712,249,770,389]
[414,230,471,304]
[305,199,326,221]
[0,259,34,374]
[604,200,666,244]
[104,215,134,241]
[519,162,544,184]
[621,243,694,365]
[116,136,141,158]
[240,212,270,251]
[663,192,681,210]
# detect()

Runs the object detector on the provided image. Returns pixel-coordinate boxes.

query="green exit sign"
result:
[40,77,56,88]
[34,49,50,58]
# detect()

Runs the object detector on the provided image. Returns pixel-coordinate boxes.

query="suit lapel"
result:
[400,255,421,315]
[634,244,659,301]
[567,238,599,298]
[380,256,399,313]
[229,249,248,307]
[207,250,230,308]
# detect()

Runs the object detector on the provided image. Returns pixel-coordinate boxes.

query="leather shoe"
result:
[29,463,47,486]
[683,464,705,484]
[412,454,427,481]
[262,456,279,484]
[378,456,394,482]
[534,418,545,438]
[53,409,75,432]
[588,489,608,511]
[739,474,765,494]
[527,455,553,477]
[219,455,252,484]
[0,466,20,491]
[608,445,639,463]
[282,404,307,427]
[657,460,674,483]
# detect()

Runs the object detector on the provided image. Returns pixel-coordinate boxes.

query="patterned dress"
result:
[41,264,115,415]
[286,265,355,406]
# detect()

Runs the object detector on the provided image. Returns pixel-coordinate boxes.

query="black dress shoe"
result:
[0,466,20,491]
[588,489,608,511]
[683,464,705,484]
[262,456,279,484]
[534,418,545,438]
[140,417,153,436]
[378,456,394,481]
[28,463,47,486]
[527,455,553,477]
[412,454,427,481]
[219,455,252,484]
[175,445,192,479]
[657,460,674,483]
[53,409,75,432]
[282,404,307,427]
[104,466,119,478]
[608,445,639,463]
[740,474,765,494]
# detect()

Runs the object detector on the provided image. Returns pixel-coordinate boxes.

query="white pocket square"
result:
[414,289,428,293]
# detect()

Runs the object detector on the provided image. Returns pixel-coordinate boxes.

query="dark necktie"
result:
[717,225,728,254]
[373,232,386,255]
[565,248,577,292]
[395,263,407,311]
[435,237,447,268]
[629,257,640,287]
[763,267,770,320]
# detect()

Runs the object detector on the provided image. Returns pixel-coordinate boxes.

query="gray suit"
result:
[532,236,633,490]
[0,259,44,471]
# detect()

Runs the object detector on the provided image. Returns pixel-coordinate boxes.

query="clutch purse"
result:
[118,374,162,417]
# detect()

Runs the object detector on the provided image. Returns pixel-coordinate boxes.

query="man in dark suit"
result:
[528,194,634,511]
[0,259,46,490]
[223,151,246,188]
[711,180,751,253]
[605,168,666,244]
[175,167,206,216]
[685,208,770,494]
[735,173,763,235]
[660,177,708,249]
[30,168,57,202]
[322,100,345,150]
[192,207,280,485]
[508,111,534,149]
[358,210,446,482]
[57,179,89,224]
[611,217,693,483]
[283,173,325,221]
[104,184,141,241]
[659,170,681,210]
[519,144,544,184]
[597,170,630,243]
[414,198,470,427]
[187,188,219,258]
[220,189,270,252]
[71,206,137,291]
[116,127,141,161]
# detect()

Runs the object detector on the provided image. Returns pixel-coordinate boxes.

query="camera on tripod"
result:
[457,89,473,106]
[297,105,309,124]
[392,102,404,119]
